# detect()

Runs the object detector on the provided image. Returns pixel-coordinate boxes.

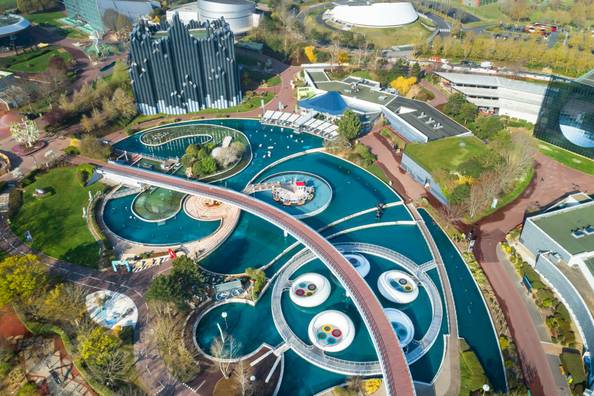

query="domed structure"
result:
[327,2,418,28]
[384,308,415,348]
[344,253,370,278]
[0,14,30,38]
[308,310,355,352]
[290,273,331,308]
[378,270,419,304]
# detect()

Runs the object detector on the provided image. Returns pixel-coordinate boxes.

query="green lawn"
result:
[350,20,432,48]
[537,140,594,176]
[0,0,16,11]
[25,10,87,40]
[0,46,72,73]
[192,91,274,115]
[10,167,105,268]
[404,136,489,174]
[459,341,489,395]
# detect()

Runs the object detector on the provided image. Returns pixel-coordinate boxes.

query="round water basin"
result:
[377,270,419,304]
[290,273,331,308]
[308,310,355,353]
[344,253,370,278]
[254,171,332,219]
[384,308,415,348]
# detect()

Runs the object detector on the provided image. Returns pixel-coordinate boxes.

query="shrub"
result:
[79,136,111,160]
[64,145,81,155]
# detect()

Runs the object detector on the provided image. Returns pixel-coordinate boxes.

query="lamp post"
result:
[221,311,228,329]
[482,384,490,394]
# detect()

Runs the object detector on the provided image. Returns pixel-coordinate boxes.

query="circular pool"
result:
[378,270,419,304]
[308,310,355,353]
[290,273,331,308]
[384,308,414,348]
[131,188,185,222]
[253,171,332,219]
[344,253,370,278]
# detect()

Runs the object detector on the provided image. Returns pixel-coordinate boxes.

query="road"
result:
[97,160,416,396]
[474,152,594,395]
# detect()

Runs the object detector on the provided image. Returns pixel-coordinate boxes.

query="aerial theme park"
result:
[0,0,593,395]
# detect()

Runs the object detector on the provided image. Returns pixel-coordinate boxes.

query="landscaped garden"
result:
[0,46,72,73]
[9,167,105,267]
[537,140,594,175]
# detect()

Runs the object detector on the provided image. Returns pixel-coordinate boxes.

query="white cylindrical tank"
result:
[384,308,415,348]
[198,0,255,34]
[308,310,355,353]
[377,270,419,304]
[344,253,370,278]
[290,273,331,308]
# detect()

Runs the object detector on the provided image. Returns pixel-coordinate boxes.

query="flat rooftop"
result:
[576,68,594,89]
[385,96,470,140]
[436,72,547,96]
[315,81,395,105]
[532,201,594,256]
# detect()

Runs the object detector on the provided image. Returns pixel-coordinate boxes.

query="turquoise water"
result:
[254,171,332,218]
[102,194,220,245]
[195,286,282,357]
[419,209,507,392]
[200,212,296,274]
[113,119,323,191]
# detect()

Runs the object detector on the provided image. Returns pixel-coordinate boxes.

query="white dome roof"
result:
[329,2,418,28]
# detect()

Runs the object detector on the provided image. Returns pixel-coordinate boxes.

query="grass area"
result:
[0,0,16,11]
[404,136,489,174]
[10,167,105,268]
[0,46,72,73]
[192,91,274,115]
[266,74,281,86]
[366,162,390,184]
[560,350,587,386]
[537,140,594,175]
[25,10,87,40]
[459,340,489,395]
[350,20,432,48]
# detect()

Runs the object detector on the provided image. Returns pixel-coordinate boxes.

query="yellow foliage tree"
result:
[304,46,317,63]
[338,51,350,64]
[390,76,417,95]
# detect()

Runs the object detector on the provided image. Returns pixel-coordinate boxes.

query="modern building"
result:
[166,0,258,34]
[518,193,594,354]
[325,2,418,28]
[63,0,158,34]
[534,69,594,160]
[129,15,242,115]
[0,13,30,39]
[303,69,471,143]
[435,71,547,123]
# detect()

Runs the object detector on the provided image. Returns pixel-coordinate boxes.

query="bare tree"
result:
[468,181,488,219]
[235,359,253,396]
[210,333,240,379]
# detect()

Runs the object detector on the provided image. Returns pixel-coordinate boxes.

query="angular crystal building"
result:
[129,15,242,115]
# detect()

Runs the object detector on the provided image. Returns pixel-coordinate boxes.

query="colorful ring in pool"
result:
[322,325,333,332]
[307,284,317,291]
[399,278,407,285]
[327,337,336,344]
[331,329,342,337]
[299,282,307,288]
[295,289,305,296]
[317,332,327,340]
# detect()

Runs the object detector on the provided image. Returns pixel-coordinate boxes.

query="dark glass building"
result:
[534,69,594,159]
[129,15,241,115]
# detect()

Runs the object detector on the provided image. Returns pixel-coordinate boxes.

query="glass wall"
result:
[534,73,594,159]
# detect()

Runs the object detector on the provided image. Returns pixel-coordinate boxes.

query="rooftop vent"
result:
[572,229,586,238]
[425,117,435,125]
[417,111,426,119]
[433,123,443,130]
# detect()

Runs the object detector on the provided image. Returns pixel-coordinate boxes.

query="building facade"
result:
[436,71,547,123]
[518,193,594,362]
[166,0,258,35]
[64,0,157,34]
[129,15,242,115]
[534,70,594,160]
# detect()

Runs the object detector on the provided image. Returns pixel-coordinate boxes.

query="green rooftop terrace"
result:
[533,202,594,255]
[315,80,395,105]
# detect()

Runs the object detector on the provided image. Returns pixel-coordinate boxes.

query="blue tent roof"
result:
[298,91,348,116]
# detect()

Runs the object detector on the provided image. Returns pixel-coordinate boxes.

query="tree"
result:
[337,110,362,141]
[45,56,69,92]
[146,256,204,310]
[474,116,504,140]
[111,88,137,120]
[210,334,240,379]
[78,327,122,367]
[390,76,417,95]
[245,267,266,299]
[0,255,48,307]
[338,51,350,64]
[410,62,422,80]
[458,102,478,126]
[10,119,41,148]
[39,283,87,326]
[304,46,317,63]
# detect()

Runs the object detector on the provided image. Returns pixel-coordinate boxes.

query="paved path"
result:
[473,152,594,396]
[418,81,449,107]
[97,160,416,396]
